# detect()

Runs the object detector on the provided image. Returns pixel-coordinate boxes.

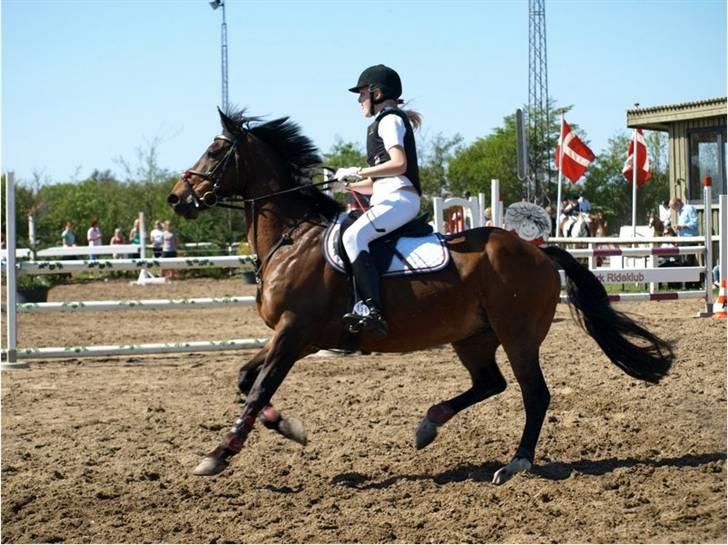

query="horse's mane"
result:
[225,108,343,220]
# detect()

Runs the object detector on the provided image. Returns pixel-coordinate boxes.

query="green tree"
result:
[418,132,464,209]
[322,138,367,170]
[447,113,522,205]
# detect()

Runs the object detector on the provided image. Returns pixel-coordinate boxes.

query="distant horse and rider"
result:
[558,195,608,238]
[167,107,673,485]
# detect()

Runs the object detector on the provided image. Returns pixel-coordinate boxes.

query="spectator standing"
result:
[670,197,699,237]
[61,222,76,247]
[128,218,141,259]
[670,197,700,286]
[110,228,126,259]
[577,194,592,214]
[162,220,178,279]
[86,219,102,260]
[150,220,164,258]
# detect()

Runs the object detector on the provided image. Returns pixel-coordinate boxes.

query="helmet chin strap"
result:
[368,86,401,116]
[367,86,376,116]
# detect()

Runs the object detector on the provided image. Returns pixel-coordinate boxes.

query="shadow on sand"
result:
[328,451,726,490]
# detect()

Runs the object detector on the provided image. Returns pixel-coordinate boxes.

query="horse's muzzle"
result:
[167,193,199,219]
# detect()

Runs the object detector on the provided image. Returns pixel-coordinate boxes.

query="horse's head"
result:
[648,212,664,236]
[589,211,608,237]
[168,109,245,219]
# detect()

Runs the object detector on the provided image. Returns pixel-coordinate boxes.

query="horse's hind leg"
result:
[238,345,307,446]
[492,344,550,485]
[416,331,506,449]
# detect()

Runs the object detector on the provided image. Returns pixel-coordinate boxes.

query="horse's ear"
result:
[218,107,237,136]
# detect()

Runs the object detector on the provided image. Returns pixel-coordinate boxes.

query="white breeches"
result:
[342,189,421,261]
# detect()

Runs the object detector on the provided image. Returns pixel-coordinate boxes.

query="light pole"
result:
[209,0,229,112]
[209,1,232,248]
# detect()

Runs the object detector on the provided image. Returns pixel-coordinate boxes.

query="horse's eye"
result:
[206,147,223,159]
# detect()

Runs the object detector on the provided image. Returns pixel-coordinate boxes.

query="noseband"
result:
[183,134,241,209]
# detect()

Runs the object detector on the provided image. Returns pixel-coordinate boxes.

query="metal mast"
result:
[528,0,550,204]
[210,0,229,112]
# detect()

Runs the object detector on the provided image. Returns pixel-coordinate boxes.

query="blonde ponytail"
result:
[403,109,422,130]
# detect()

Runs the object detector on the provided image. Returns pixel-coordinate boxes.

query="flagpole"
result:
[630,103,640,237]
[556,109,565,231]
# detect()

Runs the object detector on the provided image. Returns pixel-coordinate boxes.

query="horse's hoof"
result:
[279,416,307,446]
[193,456,229,476]
[415,416,438,450]
[492,457,532,485]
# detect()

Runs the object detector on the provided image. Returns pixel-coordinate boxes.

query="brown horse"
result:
[168,109,673,484]
[648,212,677,237]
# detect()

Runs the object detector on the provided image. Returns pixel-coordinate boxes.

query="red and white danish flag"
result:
[622,128,652,186]
[555,119,595,183]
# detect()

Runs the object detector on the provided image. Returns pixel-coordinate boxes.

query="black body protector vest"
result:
[366,108,421,195]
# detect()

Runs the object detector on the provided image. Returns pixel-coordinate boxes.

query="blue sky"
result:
[2,0,726,185]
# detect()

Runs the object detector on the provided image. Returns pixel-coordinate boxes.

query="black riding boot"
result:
[342,251,389,338]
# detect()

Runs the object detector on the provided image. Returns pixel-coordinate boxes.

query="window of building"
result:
[688,127,726,202]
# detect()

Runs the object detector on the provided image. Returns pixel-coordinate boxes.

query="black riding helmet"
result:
[348,64,402,103]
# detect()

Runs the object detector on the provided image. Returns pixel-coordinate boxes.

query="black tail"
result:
[542,246,673,384]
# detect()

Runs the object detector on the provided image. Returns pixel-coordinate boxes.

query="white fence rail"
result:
[16,296,257,313]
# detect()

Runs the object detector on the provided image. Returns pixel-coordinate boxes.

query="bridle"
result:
[181,133,336,210]
[179,132,339,281]
[182,134,243,210]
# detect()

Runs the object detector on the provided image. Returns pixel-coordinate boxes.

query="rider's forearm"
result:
[360,158,406,179]
[346,178,374,195]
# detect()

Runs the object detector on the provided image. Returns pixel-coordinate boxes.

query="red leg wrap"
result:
[427,403,455,426]
[261,404,281,425]
[224,415,256,452]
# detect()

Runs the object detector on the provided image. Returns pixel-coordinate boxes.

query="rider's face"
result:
[357,88,371,117]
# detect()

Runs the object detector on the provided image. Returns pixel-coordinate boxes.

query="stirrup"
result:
[359,312,389,338]
[342,302,389,337]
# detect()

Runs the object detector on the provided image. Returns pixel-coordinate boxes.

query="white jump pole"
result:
[133,211,163,285]
[631,128,638,238]
[28,214,36,249]
[3,172,27,369]
[478,193,486,228]
[701,177,714,316]
[720,194,727,290]
[490,179,501,228]
[432,197,444,234]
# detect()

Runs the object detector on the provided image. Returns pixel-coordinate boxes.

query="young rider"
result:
[331,64,422,338]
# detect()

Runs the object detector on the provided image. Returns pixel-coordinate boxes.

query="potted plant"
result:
[16,274,54,303]
[238,241,257,284]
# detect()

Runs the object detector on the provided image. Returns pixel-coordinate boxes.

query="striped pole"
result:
[560,290,705,304]
[562,246,706,258]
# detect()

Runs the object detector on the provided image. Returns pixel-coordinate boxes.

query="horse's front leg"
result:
[194,316,310,476]
[238,345,307,446]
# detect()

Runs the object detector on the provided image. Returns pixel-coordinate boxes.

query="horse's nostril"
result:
[167,193,180,205]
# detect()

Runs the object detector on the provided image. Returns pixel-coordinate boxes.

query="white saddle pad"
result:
[323,213,450,277]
